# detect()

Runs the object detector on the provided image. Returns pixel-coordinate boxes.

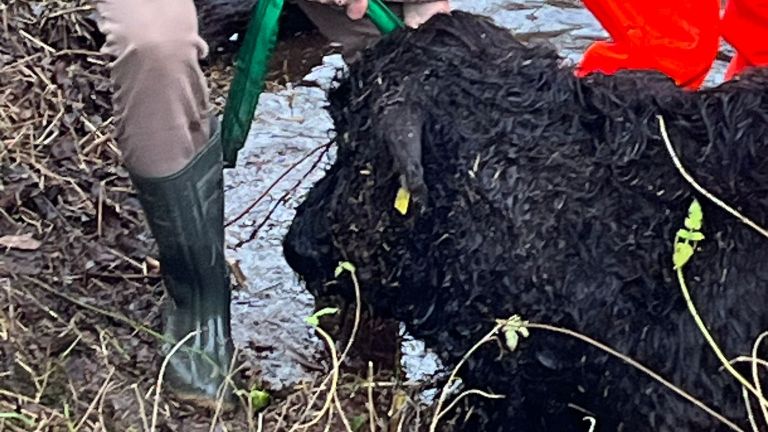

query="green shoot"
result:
[0,412,35,427]
[673,199,705,270]
[236,387,270,412]
[305,307,340,328]
[499,315,530,352]
[334,261,357,278]
[673,198,768,411]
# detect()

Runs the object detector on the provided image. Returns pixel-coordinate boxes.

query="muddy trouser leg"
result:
[292,0,404,63]
[94,0,235,409]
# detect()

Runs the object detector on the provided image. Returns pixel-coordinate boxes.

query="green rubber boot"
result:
[130,119,237,411]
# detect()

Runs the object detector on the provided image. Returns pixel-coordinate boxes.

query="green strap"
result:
[220,0,405,167]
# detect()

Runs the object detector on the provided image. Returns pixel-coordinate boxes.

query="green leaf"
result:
[673,242,694,269]
[249,389,270,412]
[350,414,367,431]
[315,307,340,317]
[305,316,319,327]
[341,261,356,273]
[335,261,356,277]
[684,199,703,231]
[676,229,705,242]
[305,307,340,327]
[504,328,519,352]
[498,315,530,352]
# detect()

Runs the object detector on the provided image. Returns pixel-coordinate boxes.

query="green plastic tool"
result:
[366,0,406,34]
[220,0,405,167]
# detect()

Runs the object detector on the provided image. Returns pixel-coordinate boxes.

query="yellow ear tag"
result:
[394,187,410,215]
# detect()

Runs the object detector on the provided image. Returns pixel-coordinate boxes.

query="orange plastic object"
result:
[722,0,768,80]
[576,0,720,89]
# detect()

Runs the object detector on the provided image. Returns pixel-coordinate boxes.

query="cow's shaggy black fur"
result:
[283,11,768,431]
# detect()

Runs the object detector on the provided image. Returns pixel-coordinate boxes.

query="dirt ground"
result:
[0,2,440,431]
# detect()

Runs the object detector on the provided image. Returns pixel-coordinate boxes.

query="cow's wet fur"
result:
[283,11,768,431]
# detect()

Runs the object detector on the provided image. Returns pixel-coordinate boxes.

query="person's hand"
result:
[308,0,369,20]
[404,1,450,28]
[307,0,451,26]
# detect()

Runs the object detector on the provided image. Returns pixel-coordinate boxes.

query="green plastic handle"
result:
[367,0,406,33]
[221,0,404,167]
[221,0,284,167]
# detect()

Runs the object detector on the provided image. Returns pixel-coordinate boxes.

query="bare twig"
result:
[289,326,340,432]
[437,389,505,423]
[333,394,354,432]
[744,387,761,432]
[150,331,199,432]
[750,332,768,427]
[529,322,744,432]
[429,322,503,432]
[233,144,330,248]
[367,361,377,432]
[658,115,768,240]
[225,143,329,228]
[73,367,115,431]
[131,384,150,432]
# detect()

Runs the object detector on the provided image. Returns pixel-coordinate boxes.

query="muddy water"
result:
[222,0,731,391]
[223,54,342,389]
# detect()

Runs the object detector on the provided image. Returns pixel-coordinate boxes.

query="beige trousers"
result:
[94,0,408,178]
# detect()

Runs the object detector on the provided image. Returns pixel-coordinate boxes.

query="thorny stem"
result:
[131,384,149,432]
[208,348,246,432]
[333,393,354,432]
[73,367,115,432]
[0,413,35,427]
[23,276,165,340]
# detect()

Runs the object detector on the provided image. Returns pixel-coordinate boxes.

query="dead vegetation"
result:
[0,2,439,430]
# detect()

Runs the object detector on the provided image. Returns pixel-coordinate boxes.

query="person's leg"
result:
[576,0,720,90]
[94,0,235,409]
[721,0,768,80]
[95,0,212,177]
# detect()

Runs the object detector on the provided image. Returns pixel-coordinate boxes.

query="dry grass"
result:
[0,3,437,430]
